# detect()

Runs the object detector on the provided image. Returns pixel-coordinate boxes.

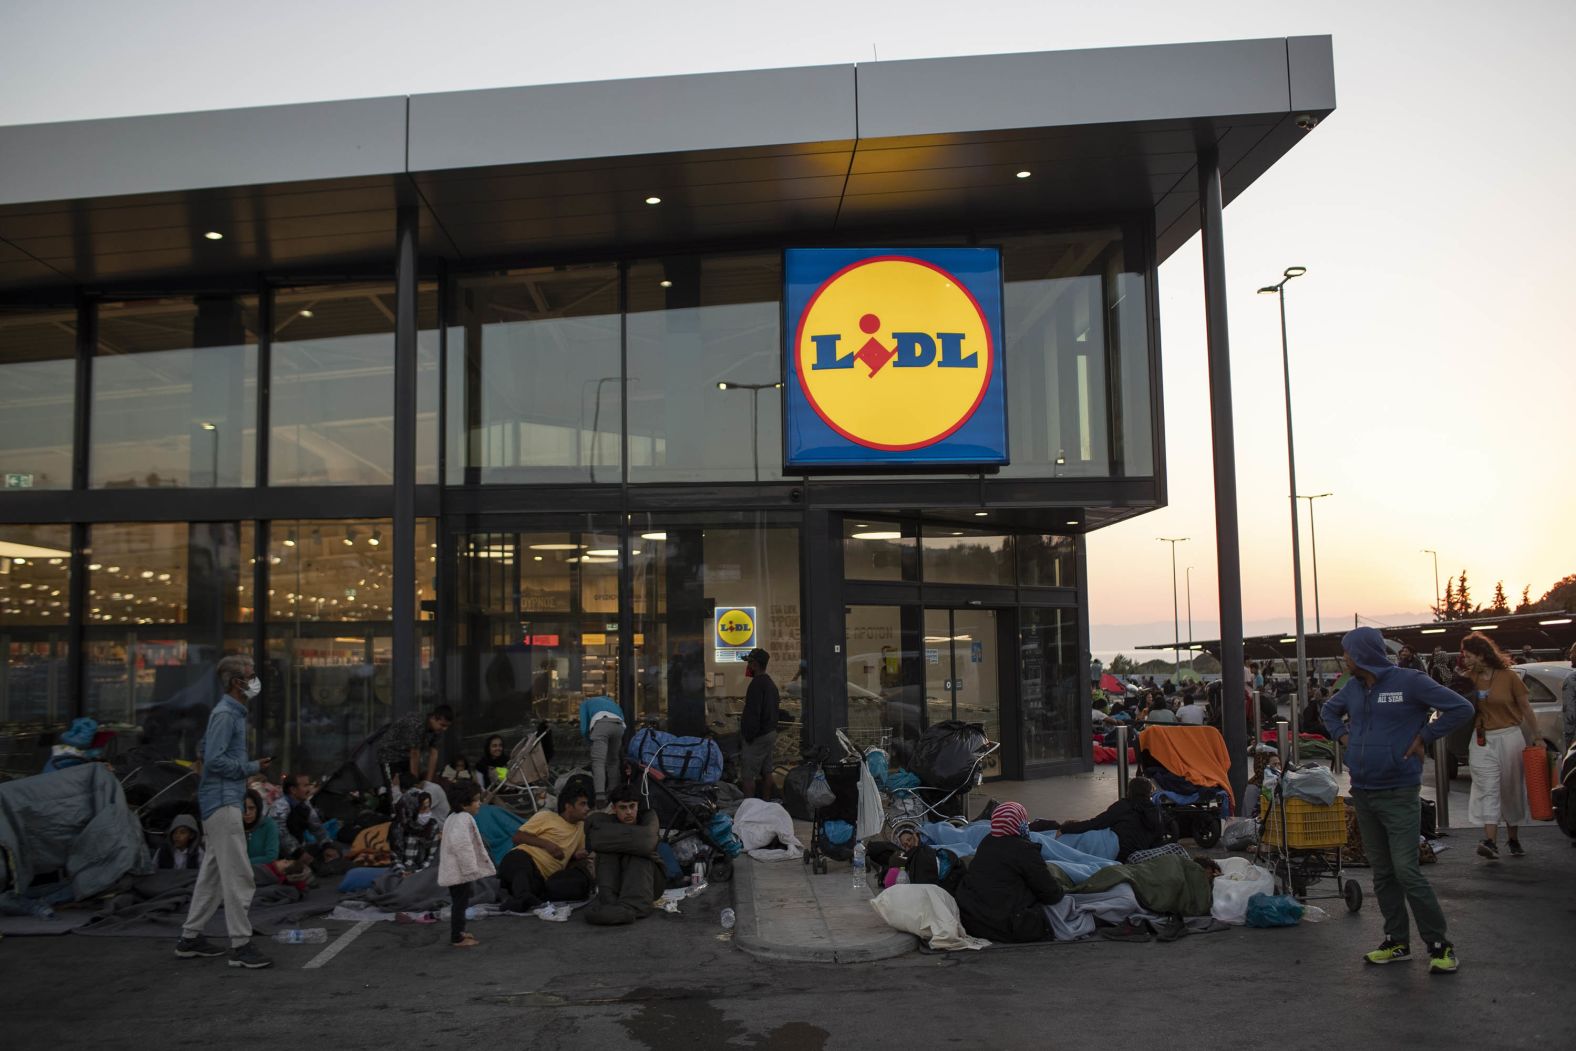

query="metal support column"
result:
[1197,147,1248,804]
[801,507,845,750]
[391,206,418,718]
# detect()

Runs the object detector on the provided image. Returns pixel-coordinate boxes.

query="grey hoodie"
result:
[1320,627,1473,791]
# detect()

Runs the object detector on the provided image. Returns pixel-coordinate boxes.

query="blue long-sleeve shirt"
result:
[196,695,260,818]
[1320,627,1473,791]
[578,695,624,739]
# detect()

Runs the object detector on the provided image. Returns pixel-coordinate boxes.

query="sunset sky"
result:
[4,0,1570,657]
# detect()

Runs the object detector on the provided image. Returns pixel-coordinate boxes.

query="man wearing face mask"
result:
[174,654,274,969]
[739,648,780,801]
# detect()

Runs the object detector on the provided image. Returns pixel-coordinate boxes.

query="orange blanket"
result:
[1139,726,1235,808]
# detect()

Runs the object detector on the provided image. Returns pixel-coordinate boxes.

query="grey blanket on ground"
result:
[347,865,501,913]
[73,869,339,938]
[0,764,151,902]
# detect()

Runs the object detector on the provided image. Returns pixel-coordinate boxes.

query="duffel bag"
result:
[627,726,724,784]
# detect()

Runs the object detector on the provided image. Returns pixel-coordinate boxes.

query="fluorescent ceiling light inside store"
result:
[529,543,583,551]
[851,531,903,541]
[0,541,72,560]
[640,532,667,541]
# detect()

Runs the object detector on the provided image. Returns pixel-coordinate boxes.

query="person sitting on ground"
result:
[438,780,493,949]
[375,703,454,796]
[388,788,440,877]
[583,784,664,926]
[442,756,475,785]
[1042,777,1182,864]
[1177,693,1208,725]
[1145,695,1178,725]
[242,789,279,866]
[496,784,594,912]
[477,735,510,794]
[155,814,206,871]
[272,772,341,863]
[954,802,1065,943]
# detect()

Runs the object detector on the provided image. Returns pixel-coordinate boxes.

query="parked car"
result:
[1442,661,1571,779]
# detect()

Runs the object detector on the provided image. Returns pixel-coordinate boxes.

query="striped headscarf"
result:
[989,801,1029,838]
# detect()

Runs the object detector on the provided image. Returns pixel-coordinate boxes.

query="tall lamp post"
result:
[1422,548,1441,615]
[1185,565,1195,674]
[1298,492,1332,632]
[716,381,782,483]
[1259,266,1309,752]
[1157,537,1188,676]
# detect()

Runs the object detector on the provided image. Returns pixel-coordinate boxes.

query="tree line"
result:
[1434,571,1576,621]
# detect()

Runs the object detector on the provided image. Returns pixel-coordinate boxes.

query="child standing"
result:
[438,781,494,948]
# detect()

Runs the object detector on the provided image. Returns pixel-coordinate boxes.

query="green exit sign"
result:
[4,473,33,489]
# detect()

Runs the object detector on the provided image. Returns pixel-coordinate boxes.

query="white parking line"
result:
[303,920,374,969]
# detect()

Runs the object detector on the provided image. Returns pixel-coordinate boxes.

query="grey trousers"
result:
[588,716,625,799]
[181,804,256,947]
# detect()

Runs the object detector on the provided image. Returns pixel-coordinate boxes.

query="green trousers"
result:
[1350,786,1448,946]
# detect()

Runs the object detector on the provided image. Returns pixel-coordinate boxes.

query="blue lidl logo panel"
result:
[784,247,1007,467]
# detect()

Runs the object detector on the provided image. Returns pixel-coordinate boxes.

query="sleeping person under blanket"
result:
[1036,776,1188,864]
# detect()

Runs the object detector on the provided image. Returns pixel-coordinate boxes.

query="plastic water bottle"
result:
[851,841,866,890]
[895,869,911,885]
[272,928,328,945]
[719,907,736,931]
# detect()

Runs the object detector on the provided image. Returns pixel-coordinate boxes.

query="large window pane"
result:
[843,518,917,582]
[1020,607,1082,764]
[921,527,1013,586]
[451,266,622,484]
[0,307,75,490]
[1018,534,1076,588]
[630,514,802,765]
[845,605,919,744]
[271,284,440,485]
[262,517,436,773]
[445,519,622,776]
[92,297,258,488]
[84,522,251,761]
[0,526,73,763]
[1112,268,1154,476]
[1001,231,1117,479]
[627,254,782,482]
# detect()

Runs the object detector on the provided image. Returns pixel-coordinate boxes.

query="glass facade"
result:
[0,306,76,490]
[0,224,1150,780]
[92,297,259,489]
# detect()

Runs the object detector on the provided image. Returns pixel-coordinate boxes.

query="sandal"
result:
[452,934,479,948]
[1507,839,1525,857]
[1476,839,1499,860]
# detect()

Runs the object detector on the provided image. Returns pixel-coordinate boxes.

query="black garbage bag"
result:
[911,721,987,791]
[782,762,819,822]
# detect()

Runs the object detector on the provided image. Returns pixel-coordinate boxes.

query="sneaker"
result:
[1099,920,1153,943]
[1428,943,1459,975]
[1477,839,1500,860]
[173,935,226,959]
[1506,839,1525,857]
[1363,939,1411,965]
[227,942,273,969]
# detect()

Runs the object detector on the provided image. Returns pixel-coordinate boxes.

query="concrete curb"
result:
[730,859,918,964]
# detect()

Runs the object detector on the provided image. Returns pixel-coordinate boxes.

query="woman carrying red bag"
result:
[1459,632,1540,860]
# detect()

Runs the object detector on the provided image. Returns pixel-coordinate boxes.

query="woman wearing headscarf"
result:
[388,788,440,876]
[954,802,1064,943]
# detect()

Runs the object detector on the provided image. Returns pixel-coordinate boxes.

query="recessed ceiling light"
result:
[659,280,672,288]
[1065,520,1079,526]
[1015,170,1032,179]
[644,196,662,205]
[585,548,620,557]
[299,309,314,318]
[204,231,224,240]
[973,511,988,517]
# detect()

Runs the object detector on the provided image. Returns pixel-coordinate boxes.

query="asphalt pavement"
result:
[4,825,1573,1050]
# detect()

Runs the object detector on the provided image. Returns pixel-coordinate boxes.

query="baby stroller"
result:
[628,744,736,883]
[901,720,998,824]
[1138,725,1232,849]
[480,725,552,813]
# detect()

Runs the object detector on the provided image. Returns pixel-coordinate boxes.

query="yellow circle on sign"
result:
[717,609,755,647]
[796,256,993,450]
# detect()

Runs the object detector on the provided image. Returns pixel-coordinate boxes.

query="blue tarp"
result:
[920,820,1119,883]
[476,803,524,866]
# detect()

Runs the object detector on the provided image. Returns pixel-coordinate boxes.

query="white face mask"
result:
[415,811,435,825]
[242,676,262,699]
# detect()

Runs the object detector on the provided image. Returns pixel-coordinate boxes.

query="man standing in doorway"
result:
[739,648,780,801]
[174,654,272,969]
[1322,627,1472,974]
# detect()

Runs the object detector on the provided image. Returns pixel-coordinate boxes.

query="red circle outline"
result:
[792,255,995,452]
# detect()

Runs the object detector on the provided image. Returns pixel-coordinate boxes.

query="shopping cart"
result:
[1255,764,1362,913]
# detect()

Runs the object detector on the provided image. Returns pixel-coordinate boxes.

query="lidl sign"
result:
[784,247,1006,467]
[714,606,757,650]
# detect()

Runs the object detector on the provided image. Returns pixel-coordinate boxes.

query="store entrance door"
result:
[925,608,1002,772]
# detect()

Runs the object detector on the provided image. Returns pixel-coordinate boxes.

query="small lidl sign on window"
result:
[784,248,1006,467]
[714,606,757,650]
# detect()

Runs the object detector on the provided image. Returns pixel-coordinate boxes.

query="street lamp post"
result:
[1259,266,1309,753]
[1185,565,1195,673]
[1157,537,1188,676]
[716,381,782,483]
[1298,492,1332,632]
[1422,548,1441,615]
[198,421,218,487]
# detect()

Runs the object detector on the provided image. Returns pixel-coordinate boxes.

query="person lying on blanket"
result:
[1034,777,1187,864]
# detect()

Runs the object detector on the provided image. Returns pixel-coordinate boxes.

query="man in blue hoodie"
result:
[1321,627,1472,974]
